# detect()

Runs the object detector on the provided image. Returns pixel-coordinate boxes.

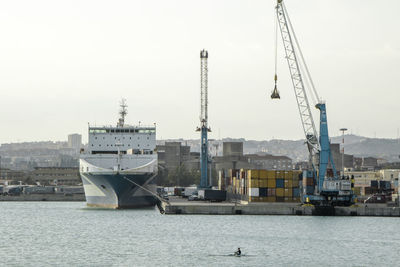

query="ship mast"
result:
[118,99,128,127]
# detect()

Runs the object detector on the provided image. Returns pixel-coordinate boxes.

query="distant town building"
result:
[68,134,82,150]
[0,168,26,185]
[214,142,293,172]
[29,167,81,185]
[157,142,191,170]
[379,169,400,181]
[223,142,243,157]
[329,143,354,172]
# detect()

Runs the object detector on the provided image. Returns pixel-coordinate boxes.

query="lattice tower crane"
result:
[197,49,211,188]
[272,0,354,207]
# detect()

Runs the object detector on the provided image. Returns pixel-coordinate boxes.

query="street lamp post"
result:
[340,128,348,177]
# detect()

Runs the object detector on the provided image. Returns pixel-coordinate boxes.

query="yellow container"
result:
[284,179,289,188]
[266,196,276,202]
[259,170,268,179]
[276,171,284,179]
[267,179,276,188]
[284,171,293,179]
[267,170,276,179]
[247,170,259,179]
[248,179,259,188]
[293,171,301,181]
[284,179,293,188]
[284,188,293,197]
[276,188,284,197]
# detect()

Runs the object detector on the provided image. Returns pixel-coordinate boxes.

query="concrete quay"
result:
[0,194,85,202]
[162,198,400,217]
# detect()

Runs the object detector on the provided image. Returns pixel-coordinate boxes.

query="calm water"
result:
[1,202,399,267]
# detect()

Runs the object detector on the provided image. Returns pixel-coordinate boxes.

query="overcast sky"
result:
[0,0,399,143]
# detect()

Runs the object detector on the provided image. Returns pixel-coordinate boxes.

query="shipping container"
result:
[370,180,378,188]
[259,179,267,187]
[293,171,301,181]
[267,170,276,179]
[249,188,259,197]
[259,187,268,197]
[276,179,284,188]
[292,188,300,197]
[276,171,284,179]
[259,170,268,179]
[284,188,293,197]
[247,170,259,179]
[248,179,259,188]
[267,188,276,196]
[284,179,293,188]
[267,179,276,188]
[284,171,293,179]
[266,196,276,202]
[276,188,284,197]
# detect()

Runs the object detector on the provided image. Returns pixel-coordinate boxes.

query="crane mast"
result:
[197,49,211,188]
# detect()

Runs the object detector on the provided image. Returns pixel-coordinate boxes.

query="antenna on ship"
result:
[118,99,128,127]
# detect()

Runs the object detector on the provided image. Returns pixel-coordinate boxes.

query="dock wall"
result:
[162,202,400,217]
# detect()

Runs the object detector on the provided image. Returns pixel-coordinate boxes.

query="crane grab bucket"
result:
[271,85,280,99]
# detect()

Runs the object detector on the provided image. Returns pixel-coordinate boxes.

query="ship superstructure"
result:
[80,100,158,208]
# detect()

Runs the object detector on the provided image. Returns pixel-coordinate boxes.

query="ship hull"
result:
[80,172,157,209]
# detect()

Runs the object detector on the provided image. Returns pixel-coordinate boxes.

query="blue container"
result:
[276,179,284,188]
[292,188,300,197]
[371,180,378,188]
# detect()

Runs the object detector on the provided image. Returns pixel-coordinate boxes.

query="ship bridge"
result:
[88,125,156,155]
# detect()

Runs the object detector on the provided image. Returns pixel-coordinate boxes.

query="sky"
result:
[0,0,399,144]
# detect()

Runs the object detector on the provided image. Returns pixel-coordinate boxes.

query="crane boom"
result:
[275,0,319,155]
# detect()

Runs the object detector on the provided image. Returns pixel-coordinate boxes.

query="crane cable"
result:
[274,7,278,89]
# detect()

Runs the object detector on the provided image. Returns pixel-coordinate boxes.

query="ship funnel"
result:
[271,74,280,99]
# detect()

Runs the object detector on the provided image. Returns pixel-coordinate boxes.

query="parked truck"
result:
[198,189,226,202]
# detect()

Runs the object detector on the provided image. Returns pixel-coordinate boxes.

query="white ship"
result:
[80,100,158,208]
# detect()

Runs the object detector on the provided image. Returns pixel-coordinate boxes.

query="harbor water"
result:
[1,202,399,266]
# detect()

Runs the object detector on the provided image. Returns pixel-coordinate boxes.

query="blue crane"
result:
[273,0,354,207]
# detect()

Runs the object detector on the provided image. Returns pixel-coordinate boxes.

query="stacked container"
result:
[228,169,302,203]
